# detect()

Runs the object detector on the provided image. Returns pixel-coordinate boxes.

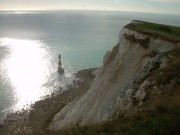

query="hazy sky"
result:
[0,0,180,14]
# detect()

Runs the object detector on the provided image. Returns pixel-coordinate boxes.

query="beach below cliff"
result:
[0,68,97,135]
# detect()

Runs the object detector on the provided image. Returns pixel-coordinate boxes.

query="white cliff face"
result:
[49,27,177,130]
[119,28,176,52]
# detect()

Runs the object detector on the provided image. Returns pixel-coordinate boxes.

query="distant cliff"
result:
[49,21,180,130]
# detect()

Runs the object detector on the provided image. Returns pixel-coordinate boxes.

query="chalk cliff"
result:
[49,21,179,130]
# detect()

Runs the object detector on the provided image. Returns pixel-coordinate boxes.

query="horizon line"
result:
[0,9,180,16]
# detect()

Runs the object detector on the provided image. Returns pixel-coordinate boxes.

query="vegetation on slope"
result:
[47,94,180,135]
[124,33,150,48]
[125,20,180,42]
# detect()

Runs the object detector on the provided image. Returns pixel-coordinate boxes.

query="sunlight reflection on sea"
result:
[0,38,56,110]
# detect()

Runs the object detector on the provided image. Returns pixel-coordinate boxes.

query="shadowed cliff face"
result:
[49,22,178,130]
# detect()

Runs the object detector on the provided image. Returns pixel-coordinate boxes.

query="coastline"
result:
[0,68,97,134]
[0,20,179,135]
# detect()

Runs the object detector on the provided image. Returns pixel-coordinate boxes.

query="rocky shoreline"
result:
[0,68,97,135]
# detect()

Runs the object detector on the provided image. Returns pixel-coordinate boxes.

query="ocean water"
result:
[0,10,180,114]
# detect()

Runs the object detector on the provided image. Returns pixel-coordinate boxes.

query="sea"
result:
[0,10,180,117]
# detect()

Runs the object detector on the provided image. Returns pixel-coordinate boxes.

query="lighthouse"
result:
[58,54,64,75]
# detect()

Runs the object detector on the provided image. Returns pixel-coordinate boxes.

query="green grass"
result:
[125,20,180,42]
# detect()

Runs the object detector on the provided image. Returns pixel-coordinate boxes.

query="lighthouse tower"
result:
[58,54,64,75]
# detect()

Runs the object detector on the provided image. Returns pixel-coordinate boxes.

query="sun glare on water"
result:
[1,38,53,110]
[13,11,35,14]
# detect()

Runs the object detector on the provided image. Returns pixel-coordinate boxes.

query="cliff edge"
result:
[49,21,180,130]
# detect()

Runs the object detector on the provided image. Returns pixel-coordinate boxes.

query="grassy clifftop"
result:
[125,20,180,42]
